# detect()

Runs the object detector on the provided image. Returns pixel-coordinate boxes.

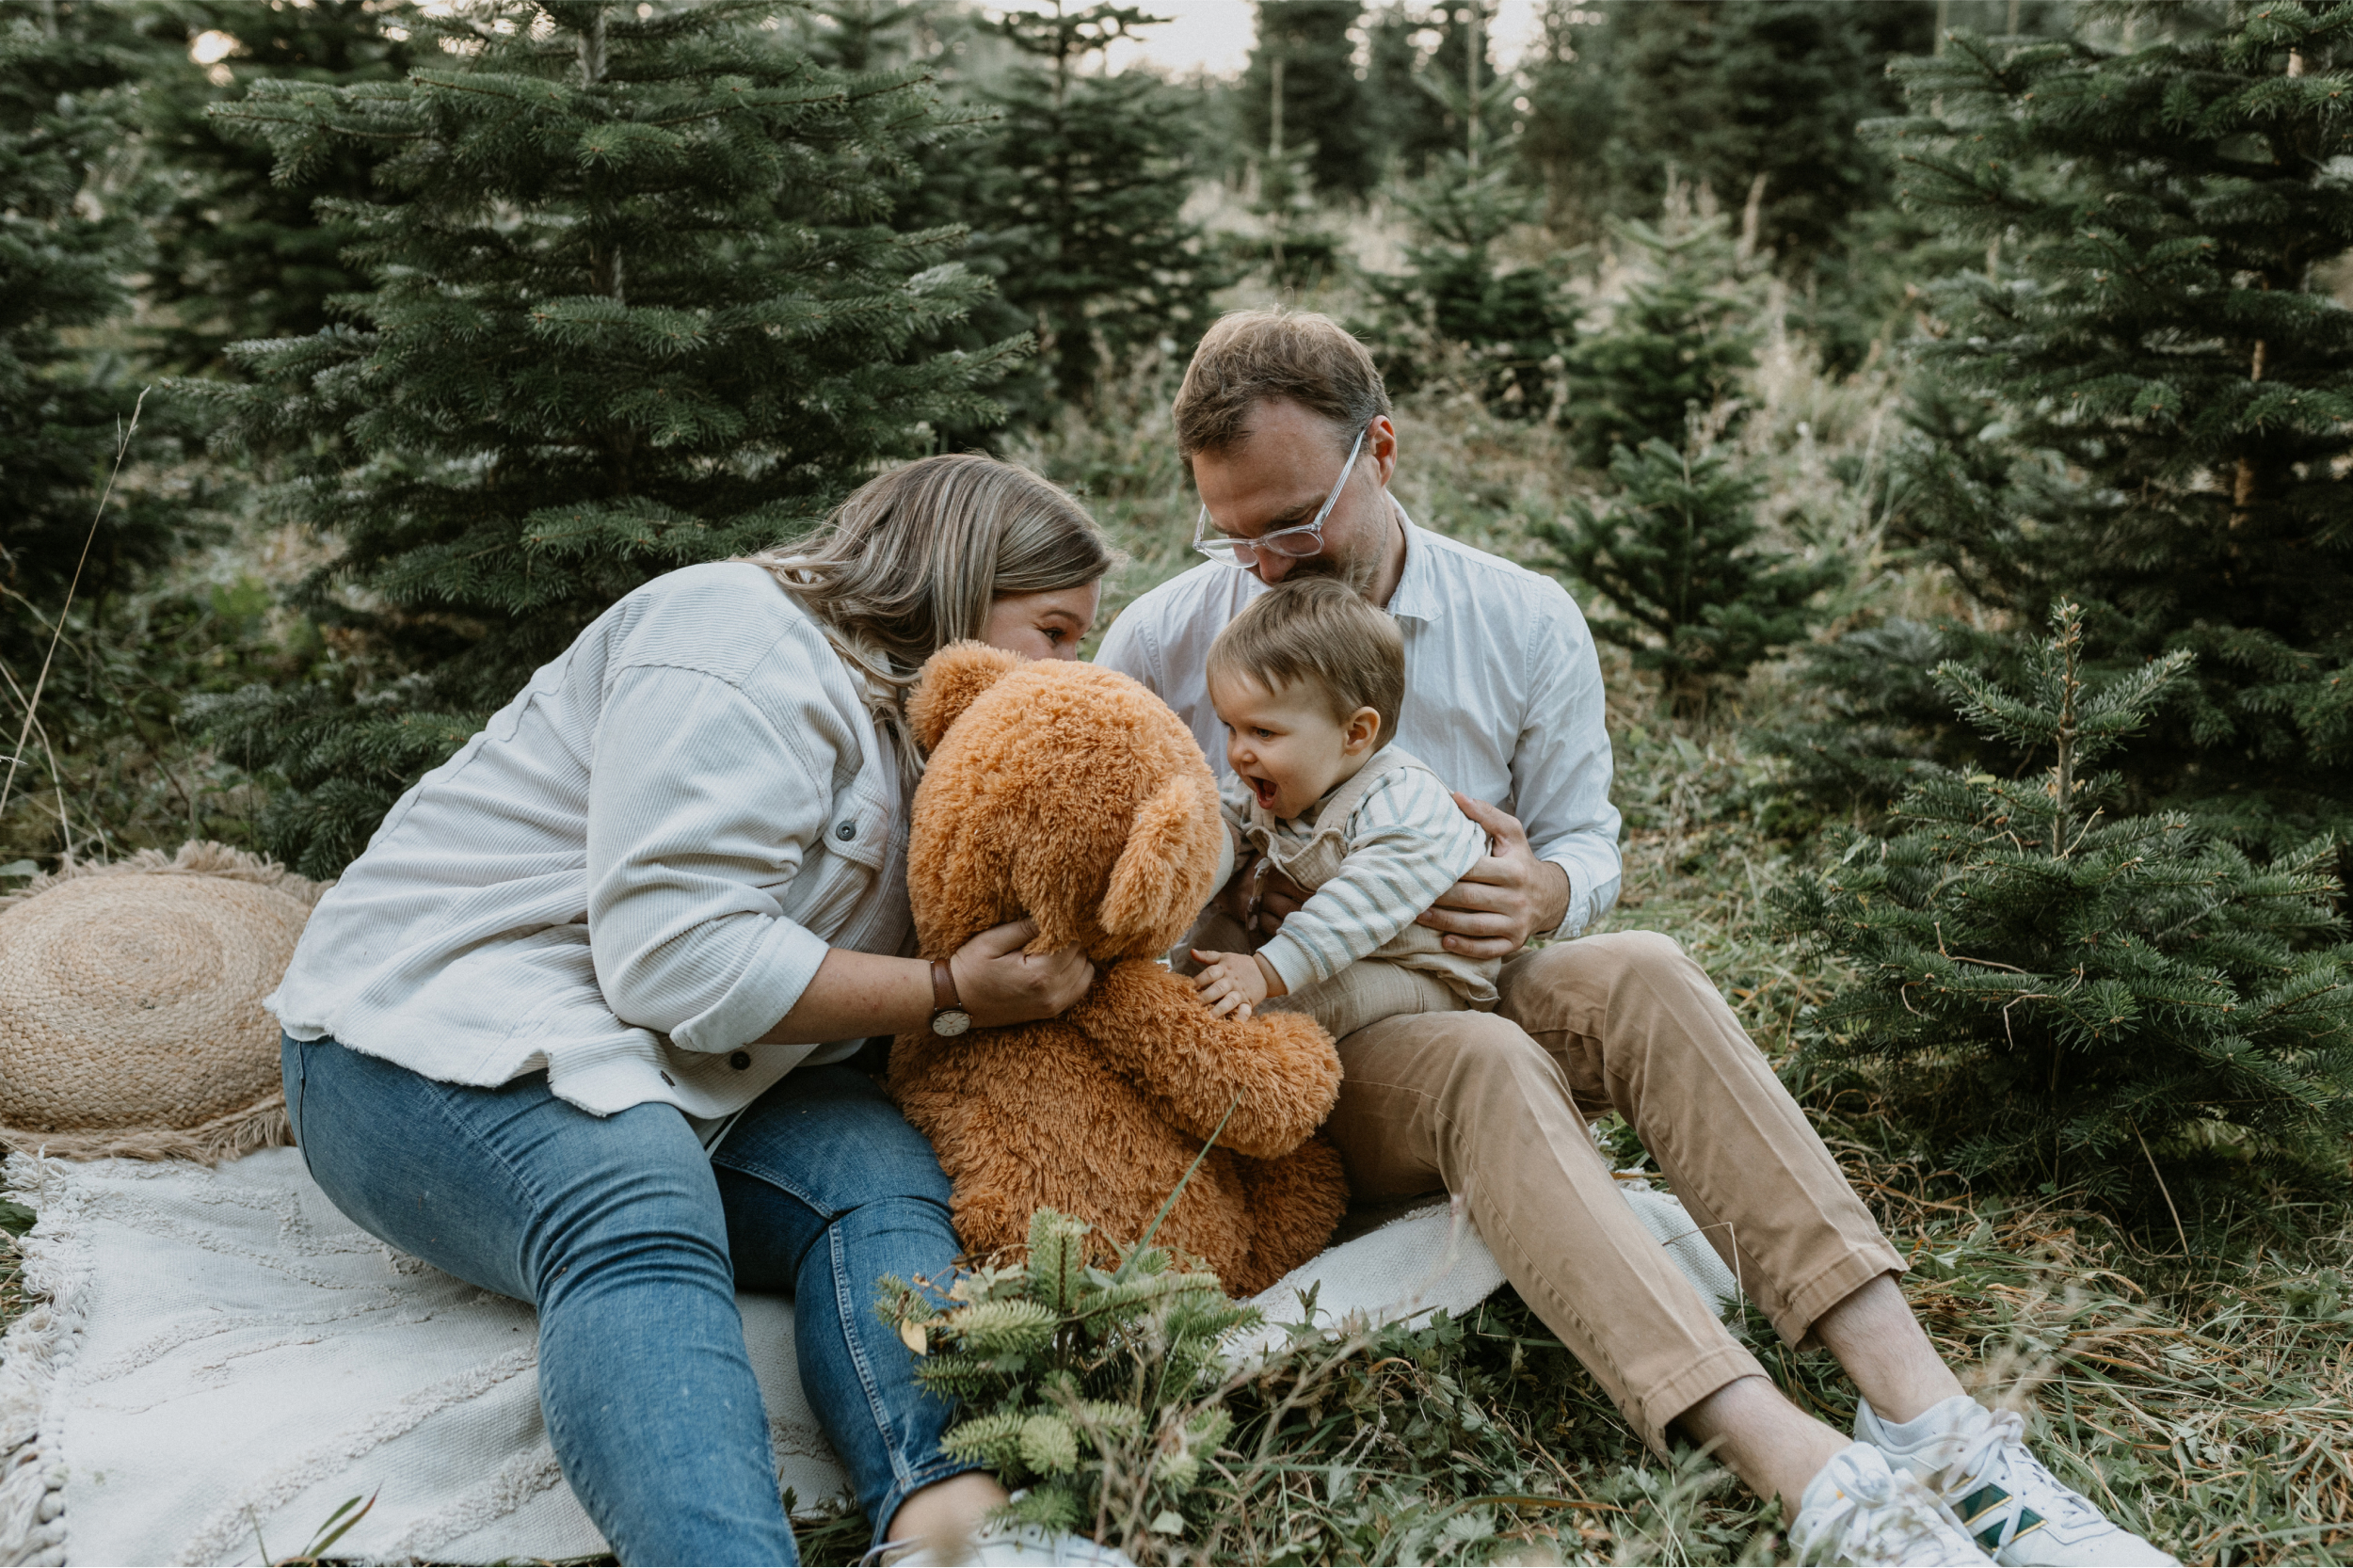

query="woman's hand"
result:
[949,919,1095,1027]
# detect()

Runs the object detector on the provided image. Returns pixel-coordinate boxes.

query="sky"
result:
[985,1,1550,80]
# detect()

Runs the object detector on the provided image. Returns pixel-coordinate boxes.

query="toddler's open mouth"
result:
[1247,773,1279,809]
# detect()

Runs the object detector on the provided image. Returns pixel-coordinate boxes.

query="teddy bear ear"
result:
[909,641,1027,753]
[1101,773,1222,947]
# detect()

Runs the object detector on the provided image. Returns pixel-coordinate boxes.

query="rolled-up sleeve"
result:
[585,663,841,1053]
[1515,584,1624,939]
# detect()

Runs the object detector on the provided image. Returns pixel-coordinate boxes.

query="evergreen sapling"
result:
[1773,603,2353,1224]
[1362,13,1576,415]
[1534,437,1844,711]
[185,0,1018,878]
[1561,208,1757,466]
[965,2,1219,417]
[1845,6,2353,856]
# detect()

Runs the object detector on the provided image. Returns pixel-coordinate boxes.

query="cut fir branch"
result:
[183,0,1020,879]
[1772,602,2353,1229]
[882,1208,1255,1548]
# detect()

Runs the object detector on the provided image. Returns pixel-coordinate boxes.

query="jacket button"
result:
[729,1050,751,1070]
[836,822,856,841]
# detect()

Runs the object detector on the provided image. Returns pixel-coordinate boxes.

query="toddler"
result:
[1184,576,1501,1040]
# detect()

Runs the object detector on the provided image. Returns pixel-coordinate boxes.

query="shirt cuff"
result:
[1257,931,1321,997]
[668,918,835,1054]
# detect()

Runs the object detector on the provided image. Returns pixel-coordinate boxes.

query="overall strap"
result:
[1309,744,1431,828]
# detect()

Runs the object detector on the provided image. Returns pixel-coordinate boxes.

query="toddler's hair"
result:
[1207,578,1404,748]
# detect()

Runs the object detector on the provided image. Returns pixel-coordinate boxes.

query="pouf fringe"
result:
[0,1097,292,1166]
[0,841,329,916]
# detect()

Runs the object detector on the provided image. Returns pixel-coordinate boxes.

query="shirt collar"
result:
[1384,498,1445,625]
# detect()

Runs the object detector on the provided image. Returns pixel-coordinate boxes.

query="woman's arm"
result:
[759,919,1093,1044]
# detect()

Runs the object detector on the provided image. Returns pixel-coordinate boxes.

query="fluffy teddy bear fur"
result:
[888,643,1350,1296]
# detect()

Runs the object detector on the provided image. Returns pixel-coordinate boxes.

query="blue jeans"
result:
[281,1035,977,1566]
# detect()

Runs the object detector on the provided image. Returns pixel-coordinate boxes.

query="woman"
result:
[271,456,1124,1566]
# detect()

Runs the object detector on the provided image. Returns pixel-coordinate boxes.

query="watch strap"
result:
[931,958,960,1014]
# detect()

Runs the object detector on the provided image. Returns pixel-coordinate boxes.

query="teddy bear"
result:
[888,642,1351,1296]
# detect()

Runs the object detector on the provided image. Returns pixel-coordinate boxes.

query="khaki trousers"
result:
[1325,930,1904,1453]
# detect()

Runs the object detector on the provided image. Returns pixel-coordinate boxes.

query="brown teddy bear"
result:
[888,642,1350,1296]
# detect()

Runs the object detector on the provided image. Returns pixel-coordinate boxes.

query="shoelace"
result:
[1803,1465,1980,1567]
[1947,1408,2104,1533]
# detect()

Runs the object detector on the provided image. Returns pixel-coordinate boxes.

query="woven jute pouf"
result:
[0,841,328,1163]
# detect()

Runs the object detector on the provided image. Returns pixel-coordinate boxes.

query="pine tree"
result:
[1363,13,1577,414]
[186,0,1020,879]
[1242,1,1371,203]
[138,1,414,373]
[963,3,1219,416]
[1560,208,1758,468]
[1364,0,1493,181]
[1772,604,2353,1224]
[1535,439,1844,710]
[0,2,185,671]
[799,0,931,72]
[1232,2,1348,290]
[1853,6,2353,859]
[882,1208,1254,1549]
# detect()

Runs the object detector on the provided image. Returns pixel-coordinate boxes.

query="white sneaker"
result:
[872,1519,1137,1566]
[1789,1442,1995,1565]
[1858,1395,2180,1566]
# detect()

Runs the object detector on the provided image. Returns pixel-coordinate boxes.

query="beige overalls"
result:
[1183,745,1502,1041]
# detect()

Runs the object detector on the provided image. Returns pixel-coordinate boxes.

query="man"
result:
[1096,310,2169,1567]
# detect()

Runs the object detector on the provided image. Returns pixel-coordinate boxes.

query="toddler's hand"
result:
[1191,949,1273,1020]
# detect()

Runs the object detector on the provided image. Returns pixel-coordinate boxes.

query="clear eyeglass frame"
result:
[1192,424,1369,567]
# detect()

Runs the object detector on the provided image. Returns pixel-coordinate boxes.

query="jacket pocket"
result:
[779,785,892,938]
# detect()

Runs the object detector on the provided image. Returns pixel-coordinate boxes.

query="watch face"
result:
[931,1009,972,1037]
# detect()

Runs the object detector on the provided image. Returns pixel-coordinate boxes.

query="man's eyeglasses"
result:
[1192,424,1369,567]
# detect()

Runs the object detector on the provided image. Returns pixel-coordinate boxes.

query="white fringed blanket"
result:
[0,1150,1737,1566]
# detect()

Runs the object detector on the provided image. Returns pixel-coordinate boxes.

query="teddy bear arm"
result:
[1070,960,1343,1160]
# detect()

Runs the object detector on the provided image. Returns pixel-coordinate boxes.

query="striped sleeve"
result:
[1256,766,1487,994]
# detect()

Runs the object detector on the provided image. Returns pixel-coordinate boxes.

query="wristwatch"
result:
[930,958,972,1037]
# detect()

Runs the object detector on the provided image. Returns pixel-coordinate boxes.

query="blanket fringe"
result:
[0,1155,80,1567]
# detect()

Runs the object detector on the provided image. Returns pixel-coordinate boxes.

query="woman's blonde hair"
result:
[742,454,1116,776]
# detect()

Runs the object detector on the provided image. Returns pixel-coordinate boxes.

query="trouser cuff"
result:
[1630,1342,1769,1457]
[1770,1240,1909,1351]
[867,1456,989,1552]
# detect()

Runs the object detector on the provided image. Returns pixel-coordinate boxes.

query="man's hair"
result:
[1174,309,1392,465]
[1206,577,1404,750]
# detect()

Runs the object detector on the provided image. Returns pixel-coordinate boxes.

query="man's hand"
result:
[1415,794,1571,961]
[1191,949,1279,1019]
[950,919,1096,1027]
